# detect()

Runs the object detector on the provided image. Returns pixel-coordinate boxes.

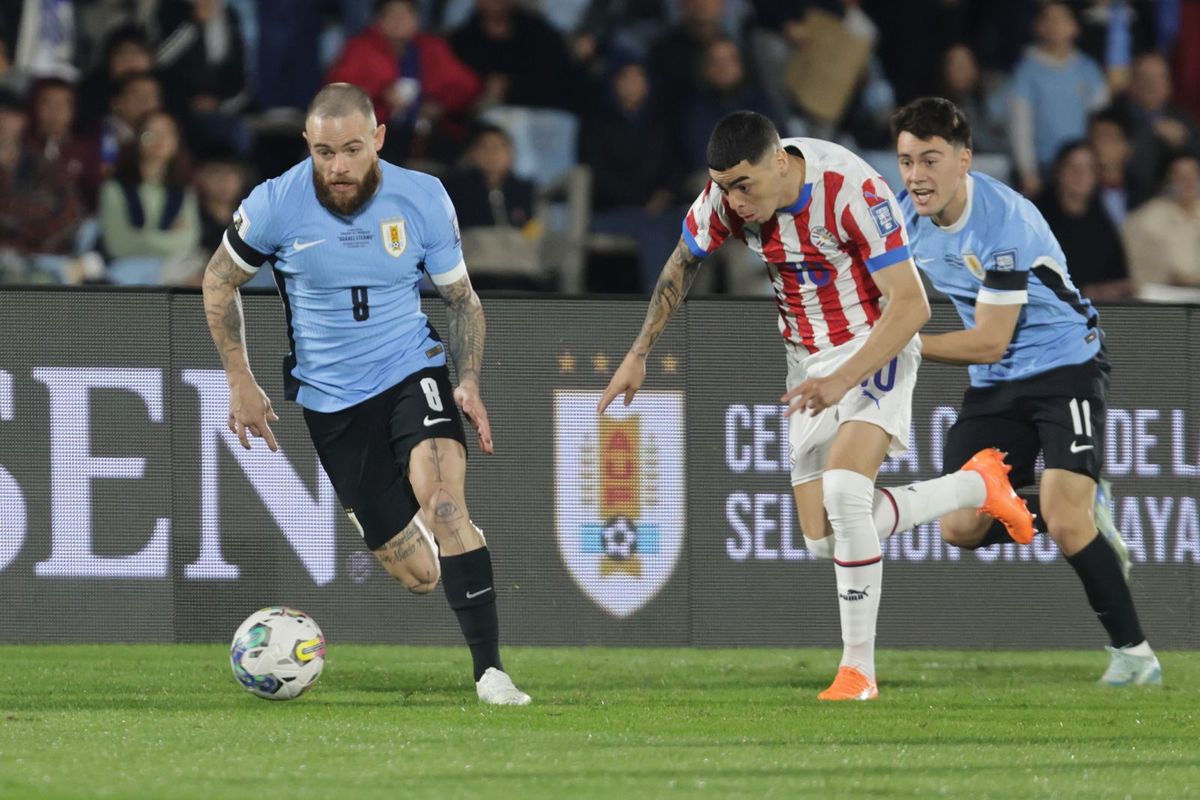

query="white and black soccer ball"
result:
[230,607,326,700]
[601,516,638,560]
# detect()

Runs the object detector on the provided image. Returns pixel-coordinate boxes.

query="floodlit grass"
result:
[0,645,1196,799]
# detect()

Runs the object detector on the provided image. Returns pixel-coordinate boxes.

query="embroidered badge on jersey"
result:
[964,253,985,280]
[381,218,406,258]
[992,249,1017,271]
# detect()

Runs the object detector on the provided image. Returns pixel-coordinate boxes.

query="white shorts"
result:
[786,335,921,485]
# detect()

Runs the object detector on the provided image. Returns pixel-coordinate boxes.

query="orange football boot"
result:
[962,447,1035,544]
[817,666,879,701]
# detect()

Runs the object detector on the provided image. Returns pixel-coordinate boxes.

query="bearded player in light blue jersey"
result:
[201,83,529,705]
[892,97,1160,687]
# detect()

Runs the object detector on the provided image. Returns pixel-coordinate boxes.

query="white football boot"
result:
[1099,646,1162,687]
[476,667,531,705]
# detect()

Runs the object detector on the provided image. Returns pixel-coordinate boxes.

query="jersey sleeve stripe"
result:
[222,229,263,274]
[976,287,1029,305]
[430,259,468,285]
[823,171,845,243]
[681,223,708,258]
[982,270,1029,291]
[865,244,912,272]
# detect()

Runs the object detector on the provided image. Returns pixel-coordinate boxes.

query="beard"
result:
[313,159,381,217]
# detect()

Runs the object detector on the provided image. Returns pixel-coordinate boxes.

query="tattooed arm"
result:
[597,237,704,413]
[433,273,486,387]
[202,245,279,451]
[433,272,494,454]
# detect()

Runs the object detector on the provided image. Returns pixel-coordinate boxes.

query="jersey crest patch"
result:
[869,202,899,237]
[810,225,841,257]
[964,253,986,280]
[992,249,1017,271]
[381,218,407,258]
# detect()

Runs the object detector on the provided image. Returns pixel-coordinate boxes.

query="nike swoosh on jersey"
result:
[1070,441,1094,453]
[423,416,451,427]
[465,587,493,599]
[290,238,326,252]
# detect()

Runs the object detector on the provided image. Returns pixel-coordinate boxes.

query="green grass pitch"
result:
[1,645,1196,799]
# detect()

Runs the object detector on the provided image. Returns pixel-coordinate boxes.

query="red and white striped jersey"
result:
[683,137,912,353]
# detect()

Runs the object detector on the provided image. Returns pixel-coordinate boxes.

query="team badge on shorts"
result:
[554,391,685,618]
[380,218,407,258]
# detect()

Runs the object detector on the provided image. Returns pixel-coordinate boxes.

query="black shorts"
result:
[303,366,467,550]
[943,357,1109,488]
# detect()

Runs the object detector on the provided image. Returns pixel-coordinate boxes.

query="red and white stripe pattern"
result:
[683,138,911,354]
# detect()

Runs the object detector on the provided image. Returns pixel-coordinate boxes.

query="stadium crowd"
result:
[0,0,1196,298]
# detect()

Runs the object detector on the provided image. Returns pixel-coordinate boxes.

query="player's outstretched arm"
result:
[920,301,1021,365]
[784,259,930,416]
[434,272,494,455]
[598,237,703,414]
[201,245,279,452]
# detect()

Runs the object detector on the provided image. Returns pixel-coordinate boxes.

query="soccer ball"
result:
[230,607,326,700]
[601,516,638,560]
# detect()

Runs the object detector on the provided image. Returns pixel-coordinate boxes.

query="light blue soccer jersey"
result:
[223,159,465,412]
[898,172,1103,388]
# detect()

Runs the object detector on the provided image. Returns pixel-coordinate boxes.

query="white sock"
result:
[824,468,882,681]
[1122,641,1154,657]
[804,535,834,560]
[872,471,987,539]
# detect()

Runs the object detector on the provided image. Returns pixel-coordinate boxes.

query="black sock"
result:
[440,547,502,681]
[1065,533,1145,648]
[975,495,1048,548]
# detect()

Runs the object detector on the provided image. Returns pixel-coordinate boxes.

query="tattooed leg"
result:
[408,438,484,556]
[373,516,440,593]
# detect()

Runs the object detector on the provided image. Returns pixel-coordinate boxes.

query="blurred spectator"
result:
[254,0,324,111]
[939,43,1009,154]
[0,38,19,94]
[1035,139,1132,301]
[1086,105,1151,227]
[25,77,102,209]
[647,0,730,119]
[742,0,810,120]
[10,0,77,83]
[327,0,481,165]
[0,88,93,284]
[1075,0,1158,93]
[448,0,576,111]
[1122,149,1200,290]
[1172,0,1200,124]
[96,71,163,173]
[1009,1,1108,197]
[861,0,971,103]
[193,145,248,253]
[99,110,201,285]
[154,0,252,155]
[75,25,154,135]
[442,123,546,290]
[572,0,669,63]
[681,37,782,173]
[582,58,682,293]
[444,124,534,227]
[1112,52,1200,193]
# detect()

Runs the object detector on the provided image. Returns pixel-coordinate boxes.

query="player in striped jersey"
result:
[599,111,1032,700]
[893,97,1160,686]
